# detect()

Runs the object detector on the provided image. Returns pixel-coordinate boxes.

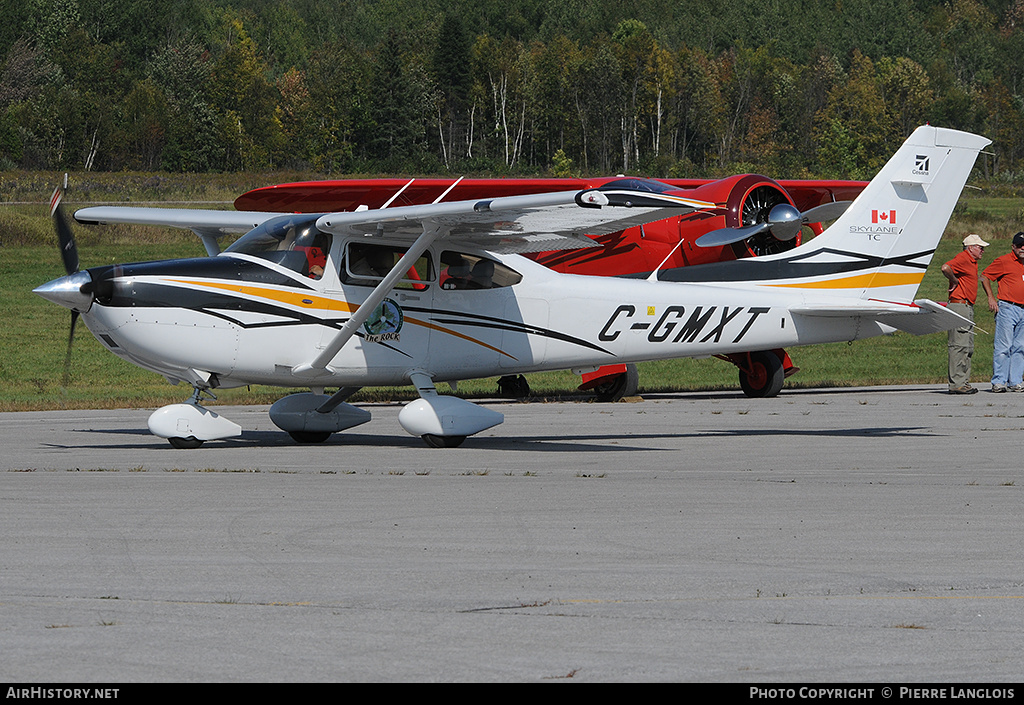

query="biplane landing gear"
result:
[496,374,530,398]
[582,364,639,402]
[736,351,785,398]
[593,366,639,402]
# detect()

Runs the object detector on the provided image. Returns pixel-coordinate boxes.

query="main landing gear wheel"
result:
[168,436,204,449]
[738,351,785,398]
[593,364,640,402]
[289,431,332,443]
[422,434,466,448]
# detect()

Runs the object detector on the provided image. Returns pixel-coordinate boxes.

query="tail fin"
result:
[759,125,990,301]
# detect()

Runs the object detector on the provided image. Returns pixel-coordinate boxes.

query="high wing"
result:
[74,187,714,256]
[314,188,715,254]
[75,206,284,256]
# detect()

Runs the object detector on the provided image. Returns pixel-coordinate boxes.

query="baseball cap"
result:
[1013,232,1024,247]
[963,234,990,248]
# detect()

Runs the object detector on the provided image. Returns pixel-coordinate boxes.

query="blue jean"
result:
[991,301,1024,386]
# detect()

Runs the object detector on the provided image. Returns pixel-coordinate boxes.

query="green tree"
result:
[432,12,473,167]
[529,35,585,166]
[110,78,169,170]
[150,39,222,172]
[877,56,935,141]
[814,51,891,178]
[304,39,371,172]
[673,46,727,172]
[24,0,80,59]
[366,30,428,169]
[209,13,286,170]
[473,34,531,170]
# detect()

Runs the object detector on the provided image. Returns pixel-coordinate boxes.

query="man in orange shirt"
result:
[942,234,989,394]
[981,232,1024,392]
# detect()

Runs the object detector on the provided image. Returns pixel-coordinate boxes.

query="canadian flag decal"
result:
[872,209,896,224]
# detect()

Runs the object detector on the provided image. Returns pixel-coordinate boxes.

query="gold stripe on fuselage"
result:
[167,278,517,360]
[764,272,924,290]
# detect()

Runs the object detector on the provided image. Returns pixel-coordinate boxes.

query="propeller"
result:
[51,182,79,275]
[41,179,88,387]
[695,200,852,248]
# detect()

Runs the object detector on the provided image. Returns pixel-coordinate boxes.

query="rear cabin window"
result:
[439,252,522,290]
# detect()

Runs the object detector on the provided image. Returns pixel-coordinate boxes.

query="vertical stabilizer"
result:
[755,125,990,301]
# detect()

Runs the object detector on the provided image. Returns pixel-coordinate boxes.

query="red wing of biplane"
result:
[234,175,868,399]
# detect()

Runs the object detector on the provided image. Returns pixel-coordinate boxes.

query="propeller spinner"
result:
[695,200,852,249]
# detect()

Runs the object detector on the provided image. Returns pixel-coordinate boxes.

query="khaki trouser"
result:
[947,302,975,389]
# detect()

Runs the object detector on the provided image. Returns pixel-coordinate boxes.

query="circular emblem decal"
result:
[363,298,404,341]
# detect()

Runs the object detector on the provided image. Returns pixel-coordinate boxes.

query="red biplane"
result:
[233,174,867,399]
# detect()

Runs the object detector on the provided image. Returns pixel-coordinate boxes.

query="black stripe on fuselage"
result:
[91,256,314,298]
[419,305,614,356]
[626,247,934,283]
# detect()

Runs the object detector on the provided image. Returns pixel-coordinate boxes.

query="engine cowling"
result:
[686,174,803,258]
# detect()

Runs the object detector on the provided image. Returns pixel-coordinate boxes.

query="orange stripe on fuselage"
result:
[764,272,924,290]
[166,278,516,359]
[168,278,352,311]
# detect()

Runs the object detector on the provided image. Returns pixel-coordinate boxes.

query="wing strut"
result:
[432,176,463,204]
[647,236,684,282]
[381,178,415,209]
[292,222,446,378]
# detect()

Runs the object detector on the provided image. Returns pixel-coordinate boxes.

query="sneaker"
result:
[991,384,1008,393]
[1010,384,1024,393]
[949,385,978,395]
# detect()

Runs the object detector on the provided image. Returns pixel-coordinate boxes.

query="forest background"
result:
[3,0,1024,182]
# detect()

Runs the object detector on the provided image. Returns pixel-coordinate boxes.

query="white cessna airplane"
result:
[35,125,987,448]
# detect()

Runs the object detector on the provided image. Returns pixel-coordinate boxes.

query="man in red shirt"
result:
[942,234,989,394]
[981,232,1024,392]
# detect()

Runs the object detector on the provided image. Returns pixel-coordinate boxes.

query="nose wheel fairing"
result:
[148,402,242,447]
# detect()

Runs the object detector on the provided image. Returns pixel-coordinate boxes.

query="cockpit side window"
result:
[223,214,331,280]
[439,252,522,290]
[342,243,433,289]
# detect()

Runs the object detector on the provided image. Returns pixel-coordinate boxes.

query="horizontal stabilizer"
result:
[791,298,972,335]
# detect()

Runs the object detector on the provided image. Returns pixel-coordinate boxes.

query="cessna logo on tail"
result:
[914,155,930,174]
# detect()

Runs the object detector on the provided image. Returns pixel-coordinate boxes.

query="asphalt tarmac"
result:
[2,385,1022,683]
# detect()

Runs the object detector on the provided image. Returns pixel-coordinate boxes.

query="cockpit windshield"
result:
[223,214,331,279]
[598,177,676,193]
